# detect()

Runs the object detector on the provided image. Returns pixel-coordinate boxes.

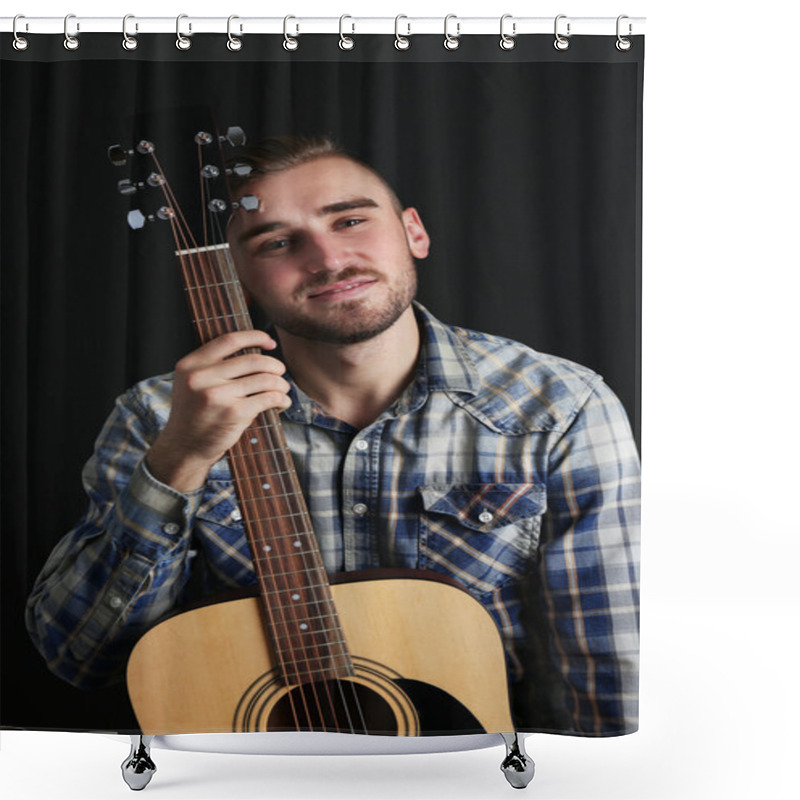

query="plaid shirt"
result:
[26,304,640,735]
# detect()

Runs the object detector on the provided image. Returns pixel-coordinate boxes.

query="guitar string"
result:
[211,261,351,735]
[210,172,371,732]
[211,246,367,734]
[203,246,346,731]
[153,147,368,735]
[149,149,310,730]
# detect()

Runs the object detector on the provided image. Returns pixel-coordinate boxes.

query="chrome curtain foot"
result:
[121,734,156,791]
[499,732,535,789]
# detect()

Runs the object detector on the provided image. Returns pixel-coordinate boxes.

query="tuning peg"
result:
[126,206,175,230]
[194,131,214,146]
[108,144,132,167]
[229,163,253,178]
[201,165,220,179]
[117,179,137,196]
[127,209,147,229]
[224,126,246,147]
[207,199,227,214]
[234,195,260,212]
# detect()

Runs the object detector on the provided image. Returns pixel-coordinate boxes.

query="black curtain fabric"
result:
[1,34,643,730]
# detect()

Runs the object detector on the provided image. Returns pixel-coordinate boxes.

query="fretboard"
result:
[175,243,353,685]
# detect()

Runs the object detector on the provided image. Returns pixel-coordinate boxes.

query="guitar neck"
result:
[175,243,353,685]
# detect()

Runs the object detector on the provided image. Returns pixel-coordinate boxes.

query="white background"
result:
[3,1,799,798]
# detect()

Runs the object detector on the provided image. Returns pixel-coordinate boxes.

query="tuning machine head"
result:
[127,206,175,230]
[233,195,260,213]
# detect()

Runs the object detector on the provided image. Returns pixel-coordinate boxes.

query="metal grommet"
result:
[176,13,192,50]
[444,14,460,50]
[394,15,410,50]
[553,14,570,51]
[227,15,242,51]
[616,15,632,51]
[500,14,516,50]
[283,15,299,51]
[339,14,355,50]
[63,13,79,51]
[12,15,29,51]
[122,14,138,50]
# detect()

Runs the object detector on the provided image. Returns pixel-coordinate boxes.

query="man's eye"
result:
[337,218,364,229]
[258,238,291,254]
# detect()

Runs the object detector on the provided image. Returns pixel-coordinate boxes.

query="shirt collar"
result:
[281,301,481,427]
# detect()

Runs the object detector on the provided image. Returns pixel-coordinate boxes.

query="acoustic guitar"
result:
[111,119,514,737]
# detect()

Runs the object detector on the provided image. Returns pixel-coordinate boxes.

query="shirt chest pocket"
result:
[418,483,545,598]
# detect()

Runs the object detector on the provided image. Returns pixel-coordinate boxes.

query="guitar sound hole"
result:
[268,680,398,734]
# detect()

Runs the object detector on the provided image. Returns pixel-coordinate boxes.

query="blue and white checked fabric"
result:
[26,303,640,734]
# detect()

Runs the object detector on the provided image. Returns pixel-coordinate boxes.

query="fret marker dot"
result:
[292,593,300,601]
[263,545,272,553]
[299,623,309,631]
[250,437,258,444]
[293,540,301,548]
[262,483,271,490]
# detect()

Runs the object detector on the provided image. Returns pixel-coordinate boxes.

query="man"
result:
[26,136,640,735]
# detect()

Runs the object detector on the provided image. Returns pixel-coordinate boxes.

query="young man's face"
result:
[228,156,430,345]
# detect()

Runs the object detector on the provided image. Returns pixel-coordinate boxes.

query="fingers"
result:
[178,330,279,371]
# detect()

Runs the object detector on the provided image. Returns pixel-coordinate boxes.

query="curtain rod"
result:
[2,16,646,37]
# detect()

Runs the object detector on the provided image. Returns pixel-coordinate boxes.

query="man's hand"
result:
[146,330,292,492]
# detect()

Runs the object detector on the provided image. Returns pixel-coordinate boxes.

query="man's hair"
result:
[228,134,404,215]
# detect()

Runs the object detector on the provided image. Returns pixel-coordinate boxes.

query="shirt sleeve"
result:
[25,385,204,690]
[538,378,641,735]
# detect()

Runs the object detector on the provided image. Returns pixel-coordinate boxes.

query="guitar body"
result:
[127,572,514,736]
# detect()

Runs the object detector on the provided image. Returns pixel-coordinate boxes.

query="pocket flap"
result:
[419,483,545,532]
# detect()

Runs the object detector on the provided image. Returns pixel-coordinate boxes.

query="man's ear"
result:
[401,208,431,260]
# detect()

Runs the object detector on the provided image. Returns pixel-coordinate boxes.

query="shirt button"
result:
[163,522,180,535]
[108,594,124,609]
[355,440,368,451]
[353,503,368,517]
[478,511,494,525]
[231,508,242,522]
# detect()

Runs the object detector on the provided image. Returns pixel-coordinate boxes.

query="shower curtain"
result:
[0,22,643,742]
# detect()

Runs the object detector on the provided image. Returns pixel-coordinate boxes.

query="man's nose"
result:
[302,232,348,273]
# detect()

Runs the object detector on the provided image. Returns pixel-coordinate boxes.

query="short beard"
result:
[268,264,417,346]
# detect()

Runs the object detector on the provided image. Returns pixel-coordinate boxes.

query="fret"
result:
[257,567,329,583]
[249,528,318,543]
[195,311,252,324]
[227,459,298,476]
[266,598,338,615]
[238,489,304,503]
[245,509,311,523]
[183,279,242,292]
[268,616,346,635]
[253,549,320,563]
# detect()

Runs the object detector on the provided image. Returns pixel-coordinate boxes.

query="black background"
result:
[1,34,643,730]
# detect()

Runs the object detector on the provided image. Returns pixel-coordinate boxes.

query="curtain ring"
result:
[339,15,355,50]
[227,15,242,51]
[553,14,570,51]
[122,15,138,51]
[63,13,80,51]
[12,15,29,51]
[616,15,632,51]
[283,15,299,51]
[444,14,460,50]
[176,14,192,50]
[394,15,410,50]
[500,14,516,50]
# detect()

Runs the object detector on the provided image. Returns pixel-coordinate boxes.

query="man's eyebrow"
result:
[234,198,380,246]
[318,198,379,216]
[235,221,286,246]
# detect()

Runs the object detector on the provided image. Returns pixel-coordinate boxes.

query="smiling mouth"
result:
[306,278,377,300]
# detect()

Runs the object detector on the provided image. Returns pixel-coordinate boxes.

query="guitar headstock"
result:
[107,115,256,251]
